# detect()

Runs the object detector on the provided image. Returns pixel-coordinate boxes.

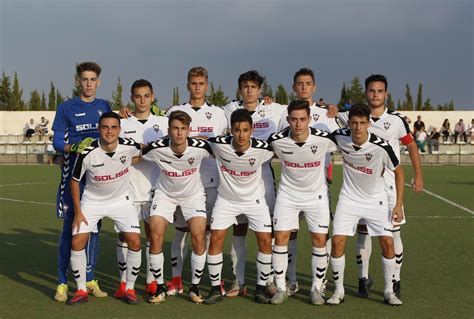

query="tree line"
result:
[0,71,456,111]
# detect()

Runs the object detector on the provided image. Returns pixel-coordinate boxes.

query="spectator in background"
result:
[24,118,36,141]
[428,127,440,153]
[413,115,425,135]
[468,119,474,143]
[454,119,466,143]
[38,116,49,134]
[342,98,352,111]
[317,97,325,106]
[441,119,451,143]
[415,126,428,153]
[46,135,56,165]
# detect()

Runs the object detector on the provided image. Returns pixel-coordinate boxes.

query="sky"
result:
[1,0,473,109]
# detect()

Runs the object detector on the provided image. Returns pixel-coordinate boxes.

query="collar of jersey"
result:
[98,139,118,154]
[186,102,209,110]
[371,107,388,122]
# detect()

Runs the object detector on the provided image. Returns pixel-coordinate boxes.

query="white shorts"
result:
[211,196,272,233]
[74,198,140,235]
[150,191,207,224]
[173,186,217,228]
[333,198,393,237]
[114,201,151,233]
[273,194,330,233]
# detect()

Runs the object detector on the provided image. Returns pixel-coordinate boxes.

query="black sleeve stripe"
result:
[310,127,338,144]
[208,135,231,144]
[369,134,399,167]
[332,128,351,136]
[251,137,272,150]
[72,153,86,181]
[188,138,213,154]
[268,128,290,143]
[387,109,411,134]
[142,138,169,155]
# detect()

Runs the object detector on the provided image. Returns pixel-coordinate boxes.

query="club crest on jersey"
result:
[384,122,391,130]
[273,218,278,225]
[249,158,256,166]
[312,114,320,122]
[153,124,160,132]
[188,157,195,165]
[97,109,104,116]
[258,110,266,118]
[205,112,212,120]
[152,204,157,210]
[365,153,373,161]
[120,155,127,164]
[311,145,318,154]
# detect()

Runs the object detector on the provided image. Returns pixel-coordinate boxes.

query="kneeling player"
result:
[141,111,213,304]
[68,112,142,305]
[268,100,337,305]
[327,104,404,306]
[204,109,274,305]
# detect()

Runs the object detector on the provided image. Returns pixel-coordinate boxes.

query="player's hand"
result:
[263,96,274,105]
[412,175,424,194]
[73,211,88,233]
[119,107,132,118]
[391,205,404,224]
[71,137,94,154]
[326,104,339,118]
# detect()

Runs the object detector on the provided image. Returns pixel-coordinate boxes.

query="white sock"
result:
[116,240,128,283]
[207,253,223,287]
[146,241,154,284]
[330,255,345,293]
[393,230,403,281]
[287,238,298,283]
[382,256,396,295]
[191,251,206,285]
[256,251,272,286]
[125,249,141,290]
[311,246,328,291]
[171,230,187,278]
[355,232,372,279]
[149,252,164,285]
[70,249,87,291]
[272,245,288,291]
[230,236,247,285]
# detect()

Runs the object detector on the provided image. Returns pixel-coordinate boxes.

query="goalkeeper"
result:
[51,62,112,302]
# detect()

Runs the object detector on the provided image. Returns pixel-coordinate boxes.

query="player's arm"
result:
[392,165,405,223]
[406,141,423,193]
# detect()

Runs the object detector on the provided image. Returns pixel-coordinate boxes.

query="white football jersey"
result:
[280,102,339,132]
[333,128,400,204]
[120,114,168,201]
[208,136,274,204]
[72,138,141,204]
[141,137,212,199]
[268,127,337,201]
[166,102,228,188]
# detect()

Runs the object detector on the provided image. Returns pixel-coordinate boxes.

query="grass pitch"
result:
[0,164,473,318]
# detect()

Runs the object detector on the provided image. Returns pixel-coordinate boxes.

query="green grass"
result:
[0,164,473,318]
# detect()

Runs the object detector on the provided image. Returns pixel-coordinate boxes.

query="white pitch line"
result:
[409,216,473,219]
[0,197,55,206]
[405,183,474,215]
[0,182,56,187]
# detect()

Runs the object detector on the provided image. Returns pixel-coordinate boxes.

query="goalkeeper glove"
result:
[71,137,94,154]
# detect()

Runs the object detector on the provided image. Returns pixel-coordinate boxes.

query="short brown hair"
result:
[76,62,102,77]
[168,110,192,127]
[287,100,310,116]
[187,66,208,82]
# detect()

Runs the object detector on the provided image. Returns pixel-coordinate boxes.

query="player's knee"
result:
[311,234,327,248]
[331,236,345,257]
[379,236,394,257]
[71,235,87,251]
[126,234,141,251]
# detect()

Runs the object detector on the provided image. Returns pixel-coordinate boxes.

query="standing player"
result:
[222,70,285,296]
[204,109,274,305]
[327,104,404,306]
[113,79,168,298]
[268,100,337,305]
[279,68,338,296]
[165,67,228,295]
[337,74,423,298]
[52,62,110,302]
[141,111,213,304]
[67,112,142,305]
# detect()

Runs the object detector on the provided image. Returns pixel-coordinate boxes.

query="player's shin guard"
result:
[392,230,403,281]
[231,236,247,285]
[272,245,288,291]
[382,256,396,295]
[116,240,128,283]
[149,252,164,284]
[256,252,272,286]
[71,249,87,291]
[170,230,188,278]
[330,255,345,293]
[355,231,372,279]
[191,251,206,285]
[311,247,328,291]
[145,242,154,284]
[85,222,101,282]
[125,249,141,290]
[207,253,223,287]
[287,238,298,282]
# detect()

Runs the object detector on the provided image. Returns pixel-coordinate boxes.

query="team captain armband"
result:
[400,133,414,145]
